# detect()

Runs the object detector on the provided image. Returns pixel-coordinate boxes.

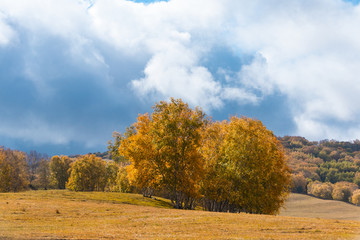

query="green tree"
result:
[107,131,125,163]
[49,155,72,189]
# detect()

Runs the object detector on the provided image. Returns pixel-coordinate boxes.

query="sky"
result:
[1,0,360,155]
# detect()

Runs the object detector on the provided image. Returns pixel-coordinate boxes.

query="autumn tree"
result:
[105,161,119,192]
[0,148,29,192]
[27,150,41,188]
[352,189,360,206]
[200,117,291,214]
[50,155,72,189]
[120,98,206,209]
[291,173,308,194]
[119,114,161,197]
[36,159,50,190]
[331,181,358,202]
[307,181,333,199]
[116,166,133,193]
[66,154,107,191]
[151,98,206,209]
[200,120,232,212]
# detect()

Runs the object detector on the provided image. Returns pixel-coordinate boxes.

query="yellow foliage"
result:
[351,189,360,206]
[49,155,72,189]
[120,98,206,208]
[118,100,290,214]
[201,116,291,214]
[66,154,107,191]
[0,148,29,192]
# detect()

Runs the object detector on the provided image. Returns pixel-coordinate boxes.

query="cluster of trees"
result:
[306,181,360,205]
[280,136,360,205]
[0,148,29,192]
[0,148,53,192]
[113,98,291,214]
[0,146,122,193]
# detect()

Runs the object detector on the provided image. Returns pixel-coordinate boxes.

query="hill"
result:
[0,190,359,239]
[280,193,360,221]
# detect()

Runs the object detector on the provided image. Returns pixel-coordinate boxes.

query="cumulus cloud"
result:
[225,0,360,139]
[0,14,15,46]
[1,0,360,154]
[131,38,224,110]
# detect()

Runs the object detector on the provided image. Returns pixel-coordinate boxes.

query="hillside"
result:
[0,190,359,239]
[280,193,360,221]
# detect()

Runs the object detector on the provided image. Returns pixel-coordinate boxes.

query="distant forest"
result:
[279,136,360,203]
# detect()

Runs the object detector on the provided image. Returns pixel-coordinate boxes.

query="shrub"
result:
[308,181,333,199]
[291,173,307,193]
[351,190,360,206]
[332,182,358,202]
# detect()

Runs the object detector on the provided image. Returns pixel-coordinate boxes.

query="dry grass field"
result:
[0,190,359,239]
[280,193,360,221]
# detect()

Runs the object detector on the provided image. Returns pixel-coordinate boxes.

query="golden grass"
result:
[0,190,359,239]
[280,193,360,221]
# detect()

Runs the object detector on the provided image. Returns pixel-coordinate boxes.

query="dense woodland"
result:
[279,136,360,204]
[1,99,359,214]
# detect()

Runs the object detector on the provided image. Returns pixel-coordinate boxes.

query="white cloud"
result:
[223,0,360,140]
[0,13,16,46]
[2,0,360,149]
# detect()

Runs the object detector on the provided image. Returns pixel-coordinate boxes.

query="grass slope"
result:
[0,190,359,239]
[280,193,360,221]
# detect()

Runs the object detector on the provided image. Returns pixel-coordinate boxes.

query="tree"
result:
[27,150,49,189]
[200,117,291,214]
[107,131,125,163]
[200,120,233,212]
[351,189,360,206]
[50,155,72,189]
[332,181,358,202]
[119,113,161,197]
[66,154,107,191]
[307,181,333,199]
[354,172,360,187]
[291,173,308,194]
[120,98,206,209]
[36,159,50,190]
[0,148,29,192]
[116,166,133,193]
[105,161,119,192]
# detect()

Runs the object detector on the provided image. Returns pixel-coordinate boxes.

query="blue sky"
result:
[1,0,360,155]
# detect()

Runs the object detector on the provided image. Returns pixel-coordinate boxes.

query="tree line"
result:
[0,148,116,192]
[280,136,360,205]
[0,98,291,215]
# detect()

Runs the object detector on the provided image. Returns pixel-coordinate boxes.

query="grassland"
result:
[0,190,359,239]
[280,193,360,221]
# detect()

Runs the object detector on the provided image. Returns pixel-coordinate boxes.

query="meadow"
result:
[0,190,359,239]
